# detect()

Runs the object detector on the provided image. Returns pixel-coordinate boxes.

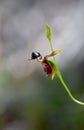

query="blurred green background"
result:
[0,0,84,130]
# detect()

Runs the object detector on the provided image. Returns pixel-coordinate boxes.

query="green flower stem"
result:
[57,69,84,105]
[46,24,84,105]
[53,46,84,105]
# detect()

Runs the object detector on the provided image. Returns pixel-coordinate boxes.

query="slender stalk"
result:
[53,48,84,105]
[46,24,84,105]
[57,69,84,105]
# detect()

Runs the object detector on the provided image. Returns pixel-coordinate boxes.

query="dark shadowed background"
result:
[0,0,84,130]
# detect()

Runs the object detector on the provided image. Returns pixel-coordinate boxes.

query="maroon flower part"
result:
[41,60,52,74]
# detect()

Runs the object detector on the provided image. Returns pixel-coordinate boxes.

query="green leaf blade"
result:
[46,24,51,43]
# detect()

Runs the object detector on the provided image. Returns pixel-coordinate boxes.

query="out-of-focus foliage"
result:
[0,0,84,130]
[0,61,84,130]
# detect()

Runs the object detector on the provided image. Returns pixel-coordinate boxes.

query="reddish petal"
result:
[41,60,52,74]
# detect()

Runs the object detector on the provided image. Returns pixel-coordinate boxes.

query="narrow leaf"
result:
[46,24,51,42]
